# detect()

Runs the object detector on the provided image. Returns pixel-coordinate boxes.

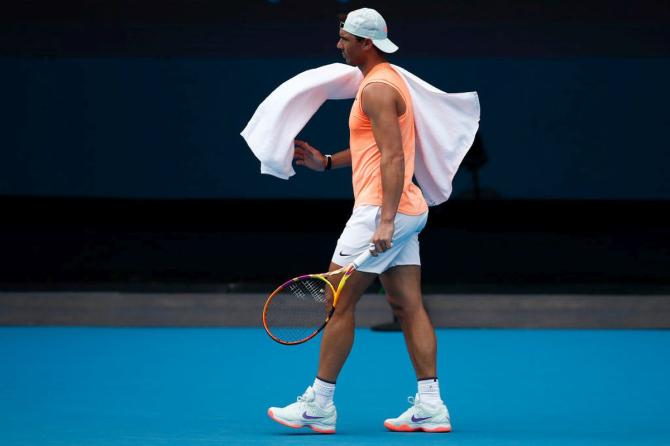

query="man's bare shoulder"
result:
[361,82,401,117]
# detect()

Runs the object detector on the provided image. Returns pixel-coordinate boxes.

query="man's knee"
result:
[334,301,357,315]
[333,291,361,316]
[386,294,422,320]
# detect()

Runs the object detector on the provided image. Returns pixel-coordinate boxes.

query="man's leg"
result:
[379,265,436,378]
[317,263,377,382]
[267,264,375,434]
[380,265,451,433]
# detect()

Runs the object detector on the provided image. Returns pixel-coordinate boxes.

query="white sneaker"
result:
[268,386,337,434]
[384,394,452,433]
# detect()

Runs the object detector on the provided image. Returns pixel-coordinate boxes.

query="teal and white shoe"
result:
[268,386,337,434]
[384,394,452,433]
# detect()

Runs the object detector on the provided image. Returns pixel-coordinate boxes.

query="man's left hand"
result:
[371,221,394,256]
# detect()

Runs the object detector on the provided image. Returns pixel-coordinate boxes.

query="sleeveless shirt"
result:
[348,63,428,215]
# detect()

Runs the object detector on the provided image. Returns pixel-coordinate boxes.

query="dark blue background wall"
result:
[2,56,669,199]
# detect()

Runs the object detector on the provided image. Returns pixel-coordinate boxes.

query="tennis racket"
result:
[262,244,375,345]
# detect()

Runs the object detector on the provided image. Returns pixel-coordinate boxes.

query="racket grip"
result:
[352,243,376,269]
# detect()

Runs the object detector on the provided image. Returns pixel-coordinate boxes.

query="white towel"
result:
[241,62,480,206]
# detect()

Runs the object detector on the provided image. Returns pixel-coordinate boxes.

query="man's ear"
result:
[363,38,374,50]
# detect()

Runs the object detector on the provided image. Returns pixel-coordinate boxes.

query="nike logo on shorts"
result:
[339,251,352,257]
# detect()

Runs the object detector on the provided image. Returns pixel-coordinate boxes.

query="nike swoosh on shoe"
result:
[411,415,432,422]
[302,411,324,420]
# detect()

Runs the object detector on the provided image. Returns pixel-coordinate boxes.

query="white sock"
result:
[312,377,336,409]
[418,377,442,404]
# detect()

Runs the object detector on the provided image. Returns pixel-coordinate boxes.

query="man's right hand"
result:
[294,139,327,172]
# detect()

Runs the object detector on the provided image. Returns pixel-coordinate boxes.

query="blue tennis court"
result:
[1,327,668,445]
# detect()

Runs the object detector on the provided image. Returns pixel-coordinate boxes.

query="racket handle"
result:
[352,243,376,269]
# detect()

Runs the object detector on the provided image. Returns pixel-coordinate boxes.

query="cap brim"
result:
[372,38,398,53]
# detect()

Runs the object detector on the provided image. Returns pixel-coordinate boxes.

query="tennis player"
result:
[268,7,451,434]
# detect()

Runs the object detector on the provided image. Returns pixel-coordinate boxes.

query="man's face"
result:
[337,29,365,66]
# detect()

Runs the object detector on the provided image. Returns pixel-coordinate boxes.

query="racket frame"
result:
[262,247,372,345]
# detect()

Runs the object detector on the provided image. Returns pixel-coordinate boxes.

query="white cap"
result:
[341,8,398,54]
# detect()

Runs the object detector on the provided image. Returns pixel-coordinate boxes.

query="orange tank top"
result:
[348,63,428,215]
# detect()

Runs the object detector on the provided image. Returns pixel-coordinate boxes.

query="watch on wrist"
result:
[324,154,332,171]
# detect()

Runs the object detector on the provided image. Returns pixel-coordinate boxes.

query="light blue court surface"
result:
[1,328,669,446]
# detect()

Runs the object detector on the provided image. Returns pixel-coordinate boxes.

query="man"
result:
[267,7,451,434]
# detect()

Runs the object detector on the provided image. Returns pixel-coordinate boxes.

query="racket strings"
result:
[265,277,333,344]
[302,279,328,303]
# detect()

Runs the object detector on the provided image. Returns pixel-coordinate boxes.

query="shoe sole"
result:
[267,409,336,434]
[384,420,452,433]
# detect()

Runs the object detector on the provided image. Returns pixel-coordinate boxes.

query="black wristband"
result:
[325,154,332,171]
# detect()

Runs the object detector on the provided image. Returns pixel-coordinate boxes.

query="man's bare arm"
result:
[294,140,351,171]
[362,82,405,253]
[331,149,352,169]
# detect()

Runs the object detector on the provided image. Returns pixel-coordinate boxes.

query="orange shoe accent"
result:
[384,421,451,433]
[309,425,336,434]
[384,422,418,432]
[268,409,335,434]
[267,409,302,429]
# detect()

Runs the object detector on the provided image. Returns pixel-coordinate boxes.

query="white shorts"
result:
[331,205,429,274]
